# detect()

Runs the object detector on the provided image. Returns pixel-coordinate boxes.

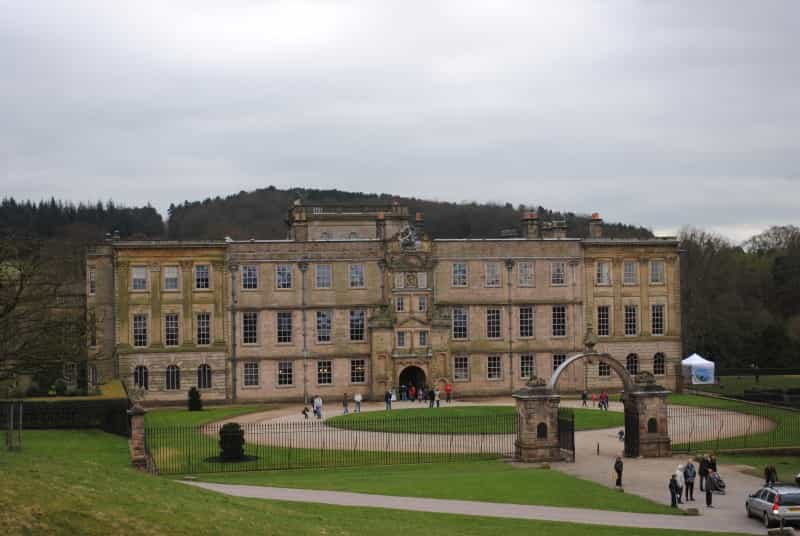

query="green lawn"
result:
[0,430,739,536]
[199,459,678,515]
[144,404,273,426]
[696,375,800,397]
[718,454,800,484]
[327,406,624,433]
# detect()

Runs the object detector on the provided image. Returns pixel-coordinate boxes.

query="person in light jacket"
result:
[354,392,362,413]
[674,465,685,504]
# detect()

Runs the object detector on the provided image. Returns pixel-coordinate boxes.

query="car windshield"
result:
[780,493,800,506]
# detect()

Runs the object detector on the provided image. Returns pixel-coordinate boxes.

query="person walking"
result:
[384,389,392,411]
[434,388,440,408]
[354,392,362,413]
[428,386,435,408]
[445,382,453,403]
[400,384,407,401]
[313,395,323,419]
[705,483,713,508]
[342,392,349,415]
[684,459,696,501]
[699,455,709,492]
[674,464,685,504]
[409,385,417,403]
[581,390,588,407]
[765,464,778,486]
[591,392,597,408]
[614,456,624,488]
[669,474,680,508]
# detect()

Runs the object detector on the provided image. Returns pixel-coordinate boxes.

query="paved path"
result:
[182,481,760,534]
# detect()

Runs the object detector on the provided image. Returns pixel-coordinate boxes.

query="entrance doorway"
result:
[399,366,426,391]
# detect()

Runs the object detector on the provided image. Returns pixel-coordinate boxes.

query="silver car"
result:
[746,484,800,528]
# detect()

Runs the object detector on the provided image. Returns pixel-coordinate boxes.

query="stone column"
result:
[512,382,562,462]
[629,378,672,457]
[128,404,148,470]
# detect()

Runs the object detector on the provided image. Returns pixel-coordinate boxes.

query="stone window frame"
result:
[598,361,611,376]
[550,262,566,287]
[453,355,470,381]
[452,306,469,340]
[133,365,149,390]
[275,264,293,290]
[316,360,333,385]
[395,296,405,313]
[276,311,293,344]
[241,265,259,290]
[486,307,502,339]
[348,263,366,289]
[595,260,611,286]
[484,262,502,288]
[651,302,666,336]
[163,265,180,292]
[277,360,293,386]
[242,311,259,345]
[649,259,666,285]
[520,353,535,379]
[623,304,638,336]
[316,310,332,344]
[132,313,149,348]
[518,261,535,287]
[596,305,610,337]
[196,311,212,346]
[165,364,181,391]
[164,312,180,347]
[243,361,260,387]
[451,262,468,288]
[130,266,149,292]
[418,330,428,347]
[519,305,534,338]
[552,353,567,372]
[315,264,333,289]
[194,264,211,291]
[551,305,567,338]
[350,359,367,384]
[623,260,639,286]
[417,295,427,312]
[653,352,666,376]
[486,354,502,380]
[396,330,407,348]
[197,364,212,390]
[88,268,96,295]
[349,309,366,342]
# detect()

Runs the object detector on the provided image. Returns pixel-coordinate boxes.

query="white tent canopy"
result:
[681,353,715,385]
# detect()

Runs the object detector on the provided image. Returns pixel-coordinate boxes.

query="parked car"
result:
[745,484,800,528]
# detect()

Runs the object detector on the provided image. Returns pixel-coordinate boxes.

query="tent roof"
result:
[682,353,714,365]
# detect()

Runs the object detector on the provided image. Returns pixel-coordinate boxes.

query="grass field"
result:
[695,375,800,397]
[718,454,800,483]
[0,430,742,536]
[144,404,272,426]
[327,406,624,433]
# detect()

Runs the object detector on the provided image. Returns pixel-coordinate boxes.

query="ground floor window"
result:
[626,353,639,375]
[350,359,366,383]
[520,354,534,378]
[166,365,180,390]
[598,361,611,377]
[133,365,148,390]
[317,360,332,385]
[197,364,212,389]
[653,352,666,375]
[552,353,566,372]
[278,361,293,386]
[487,355,502,379]
[244,361,259,386]
[453,355,469,380]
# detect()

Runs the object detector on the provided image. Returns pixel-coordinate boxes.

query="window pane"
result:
[197,313,211,345]
[486,308,501,338]
[277,312,292,343]
[276,264,293,289]
[550,262,565,286]
[520,354,535,378]
[599,362,611,376]
[518,262,534,287]
[132,267,147,290]
[315,264,332,288]
[623,261,638,285]
[597,306,609,336]
[653,353,666,375]
[651,304,665,335]
[89,269,97,294]
[485,263,501,287]
[165,313,179,346]
[133,314,148,347]
[164,266,179,290]
[197,364,212,389]
[317,360,332,384]
[278,361,293,385]
[349,264,365,288]
[624,305,638,336]
[454,356,469,380]
[316,310,332,342]
[452,263,468,287]
[418,296,427,312]
[487,355,501,379]
[243,311,258,344]
[626,354,639,375]
[418,330,428,346]
[195,265,209,289]
[244,362,259,386]
[242,265,259,289]
[166,365,180,390]
[551,305,566,337]
[519,306,534,337]
[596,262,610,285]
[452,306,468,339]
[350,359,366,383]
[349,309,365,341]
[397,331,406,347]
[650,260,665,284]
[395,296,405,312]
[552,354,566,372]
[134,366,148,390]
[417,272,428,288]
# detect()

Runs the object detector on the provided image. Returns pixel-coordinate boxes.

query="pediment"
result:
[395,316,430,329]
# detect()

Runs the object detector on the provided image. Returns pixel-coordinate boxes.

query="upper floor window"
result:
[550,262,566,286]
[452,306,468,340]
[131,267,148,291]
[623,261,638,285]
[520,353,535,378]
[395,296,405,312]
[653,352,666,375]
[597,305,610,337]
[349,264,365,288]
[394,272,405,289]
[132,314,148,347]
[166,365,180,390]
[277,311,292,343]
[624,304,638,336]
[650,260,666,284]
[242,311,258,344]
[164,313,179,346]
[418,330,428,347]
[518,262,534,287]
[197,364,212,389]
[242,265,258,289]
[519,306,534,338]
[195,265,210,290]
[487,355,502,379]
[418,296,427,312]
[651,303,665,335]
[315,264,332,289]
[552,353,566,371]
[349,309,365,341]
[316,310,332,343]
[163,266,179,290]
[88,269,96,295]
[486,308,501,339]
[626,353,639,375]
[485,262,501,287]
[396,330,407,347]
[196,312,211,345]
[276,264,293,289]
[596,261,611,285]
[417,272,428,288]
[452,262,468,287]
[551,305,566,337]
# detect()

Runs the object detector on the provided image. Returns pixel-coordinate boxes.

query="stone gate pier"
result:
[628,374,672,457]
[512,379,562,462]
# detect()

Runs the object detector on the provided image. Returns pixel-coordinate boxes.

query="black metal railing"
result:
[146,415,517,475]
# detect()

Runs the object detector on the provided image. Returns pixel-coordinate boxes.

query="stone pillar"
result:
[128,404,148,470]
[513,382,562,462]
[629,383,671,458]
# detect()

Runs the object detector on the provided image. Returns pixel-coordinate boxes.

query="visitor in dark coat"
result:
[614,456,624,487]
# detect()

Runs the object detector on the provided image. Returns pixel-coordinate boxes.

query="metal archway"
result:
[546,351,635,394]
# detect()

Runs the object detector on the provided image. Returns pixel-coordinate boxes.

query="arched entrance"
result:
[399,366,426,391]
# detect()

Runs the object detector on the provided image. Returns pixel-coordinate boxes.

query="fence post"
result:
[127,404,148,470]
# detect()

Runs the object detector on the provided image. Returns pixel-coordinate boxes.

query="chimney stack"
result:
[521,212,540,239]
[375,211,386,240]
[589,212,603,238]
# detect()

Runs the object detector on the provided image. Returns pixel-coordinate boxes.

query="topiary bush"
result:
[187,387,203,411]
[219,422,245,461]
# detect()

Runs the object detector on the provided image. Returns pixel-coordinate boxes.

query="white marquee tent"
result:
[681,353,715,385]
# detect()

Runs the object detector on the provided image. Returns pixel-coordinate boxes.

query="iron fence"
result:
[146,415,517,475]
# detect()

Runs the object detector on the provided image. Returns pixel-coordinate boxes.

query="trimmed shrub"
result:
[219,422,245,461]
[188,387,203,411]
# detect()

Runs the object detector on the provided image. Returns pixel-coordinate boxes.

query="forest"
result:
[0,188,798,389]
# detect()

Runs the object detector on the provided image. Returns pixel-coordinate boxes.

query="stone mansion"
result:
[86,202,682,403]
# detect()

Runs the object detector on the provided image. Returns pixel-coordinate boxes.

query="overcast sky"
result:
[1,1,798,242]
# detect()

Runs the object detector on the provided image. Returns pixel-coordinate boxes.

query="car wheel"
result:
[745,504,752,519]
[763,513,774,529]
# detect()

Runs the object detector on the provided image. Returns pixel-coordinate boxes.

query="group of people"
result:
[582,390,611,410]
[301,394,326,420]
[668,455,719,508]
[302,392,364,419]
[384,383,453,410]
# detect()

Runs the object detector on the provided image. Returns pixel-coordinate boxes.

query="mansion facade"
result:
[86,202,683,403]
